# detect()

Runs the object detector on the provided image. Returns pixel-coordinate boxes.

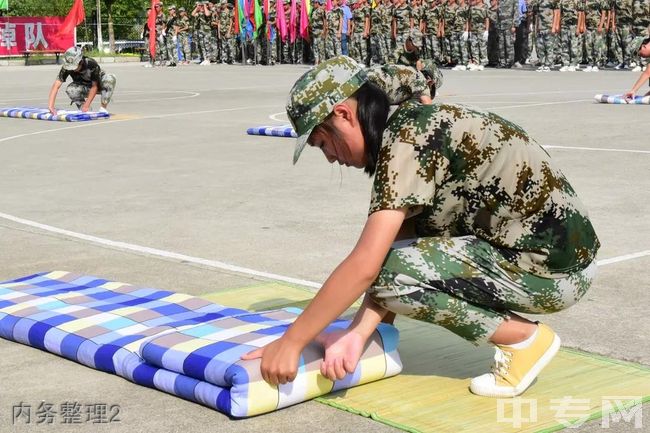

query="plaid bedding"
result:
[0,271,402,417]
[246,125,297,138]
[594,94,650,104]
[0,107,110,121]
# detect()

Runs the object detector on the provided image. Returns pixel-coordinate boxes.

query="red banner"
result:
[0,17,75,56]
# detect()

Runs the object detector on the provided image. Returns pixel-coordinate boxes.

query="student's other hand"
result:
[315,329,365,381]
[483,30,489,41]
[49,107,57,115]
[420,95,433,104]
[241,336,302,385]
[80,104,90,112]
[623,91,635,102]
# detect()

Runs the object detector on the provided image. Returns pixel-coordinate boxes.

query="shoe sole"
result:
[469,334,561,398]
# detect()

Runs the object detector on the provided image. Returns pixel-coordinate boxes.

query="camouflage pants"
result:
[560,26,580,66]
[469,33,487,64]
[326,34,342,59]
[369,34,386,65]
[178,33,191,61]
[165,35,179,64]
[65,73,117,107]
[393,32,408,60]
[195,30,212,61]
[349,33,368,64]
[367,235,597,346]
[496,26,515,66]
[536,30,558,67]
[585,29,606,66]
[615,26,636,65]
[208,32,219,61]
[312,34,325,64]
[155,36,168,63]
[424,35,442,62]
[219,34,235,63]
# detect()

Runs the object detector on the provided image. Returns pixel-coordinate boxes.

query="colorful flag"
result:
[299,0,311,39]
[277,0,288,41]
[148,1,157,59]
[289,0,297,42]
[0,0,8,11]
[326,0,332,11]
[252,0,263,38]
[234,0,246,35]
[57,0,86,36]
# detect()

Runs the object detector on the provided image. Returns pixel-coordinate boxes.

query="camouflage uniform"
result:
[423,1,443,62]
[583,0,607,66]
[350,2,370,64]
[393,3,413,56]
[194,8,214,61]
[559,0,581,66]
[57,57,117,108]
[366,63,431,104]
[218,4,235,63]
[370,3,391,65]
[628,0,650,65]
[155,11,168,64]
[177,12,192,61]
[286,57,600,347]
[326,6,344,58]
[164,10,179,65]
[311,4,327,64]
[454,1,471,64]
[469,1,489,64]
[534,0,559,67]
[496,0,517,66]
[443,2,456,61]
[264,3,279,65]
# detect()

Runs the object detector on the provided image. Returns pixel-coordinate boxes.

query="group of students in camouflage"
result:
[146,0,649,72]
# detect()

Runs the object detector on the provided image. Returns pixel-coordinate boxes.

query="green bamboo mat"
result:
[202,283,650,433]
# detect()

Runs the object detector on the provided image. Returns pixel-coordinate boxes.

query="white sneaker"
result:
[629,61,637,68]
[536,66,545,72]
[544,66,551,72]
[567,65,576,72]
[199,59,211,66]
[631,66,642,72]
[583,66,592,72]
[513,61,523,68]
[477,65,484,71]
[591,65,599,72]
[559,65,569,72]
[99,107,109,114]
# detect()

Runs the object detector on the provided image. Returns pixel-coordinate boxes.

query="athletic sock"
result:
[503,325,539,349]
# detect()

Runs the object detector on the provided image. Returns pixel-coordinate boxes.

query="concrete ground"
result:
[0,62,648,432]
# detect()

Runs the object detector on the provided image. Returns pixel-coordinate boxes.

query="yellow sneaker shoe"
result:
[469,323,561,397]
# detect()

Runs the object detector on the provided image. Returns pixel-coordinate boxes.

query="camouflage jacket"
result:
[423,5,443,35]
[560,0,581,25]
[311,7,327,35]
[219,8,233,35]
[497,0,518,28]
[470,4,489,31]
[583,0,606,28]
[326,7,344,33]
[366,64,431,105]
[535,0,559,30]
[155,12,167,33]
[369,101,600,278]
[352,5,370,34]
[393,4,413,35]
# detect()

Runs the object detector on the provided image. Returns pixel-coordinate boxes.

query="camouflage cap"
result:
[408,28,423,49]
[169,4,176,9]
[178,6,186,11]
[62,46,83,71]
[629,36,650,56]
[286,56,368,164]
[420,59,443,90]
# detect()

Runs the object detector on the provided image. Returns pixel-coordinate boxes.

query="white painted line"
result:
[0,211,647,290]
[269,111,289,123]
[484,99,593,110]
[0,104,282,144]
[543,145,650,154]
[442,89,594,98]
[0,90,200,105]
[597,250,650,266]
[0,212,322,290]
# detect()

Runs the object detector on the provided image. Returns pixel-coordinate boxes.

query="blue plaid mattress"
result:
[0,271,402,417]
[0,107,110,121]
[594,94,650,104]
[246,125,297,138]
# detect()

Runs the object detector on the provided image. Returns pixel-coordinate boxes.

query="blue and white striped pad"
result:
[0,107,110,122]
[247,125,297,138]
[0,271,402,417]
[594,94,650,104]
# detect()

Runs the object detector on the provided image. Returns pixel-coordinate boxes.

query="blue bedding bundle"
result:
[0,271,402,417]
[247,125,297,138]
[0,107,110,121]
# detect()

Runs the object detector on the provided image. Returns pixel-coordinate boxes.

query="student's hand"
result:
[420,94,433,104]
[511,26,516,33]
[483,30,489,41]
[80,104,90,112]
[315,329,365,381]
[624,91,635,102]
[241,336,302,385]
[48,107,57,115]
